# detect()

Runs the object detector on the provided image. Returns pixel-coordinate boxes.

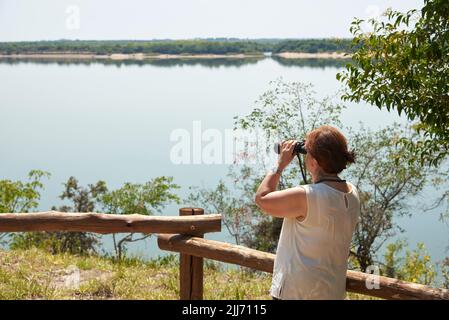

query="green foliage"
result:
[9,231,99,256]
[245,216,283,253]
[441,258,449,289]
[187,164,283,252]
[337,0,449,166]
[234,78,344,186]
[346,124,438,271]
[4,174,180,260]
[383,241,436,286]
[0,39,352,55]
[147,254,179,269]
[187,166,258,246]
[0,39,261,55]
[0,170,50,244]
[58,177,107,212]
[100,176,180,260]
[10,177,107,255]
[271,38,352,53]
[0,170,50,213]
[101,177,180,216]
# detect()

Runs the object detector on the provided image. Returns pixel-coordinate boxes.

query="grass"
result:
[0,248,373,300]
[0,248,272,300]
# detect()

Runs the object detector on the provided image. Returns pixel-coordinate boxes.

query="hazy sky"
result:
[0,0,423,41]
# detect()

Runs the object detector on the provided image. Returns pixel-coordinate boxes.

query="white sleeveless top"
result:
[270,182,360,300]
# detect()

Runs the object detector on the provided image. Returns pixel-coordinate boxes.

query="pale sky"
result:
[0,0,423,41]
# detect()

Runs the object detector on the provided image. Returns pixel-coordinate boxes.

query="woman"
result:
[255,125,360,300]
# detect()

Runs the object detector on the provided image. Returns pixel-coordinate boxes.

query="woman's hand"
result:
[277,140,297,171]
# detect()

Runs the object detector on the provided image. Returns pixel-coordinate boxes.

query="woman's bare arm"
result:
[255,175,307,218]
[255,140,308,219]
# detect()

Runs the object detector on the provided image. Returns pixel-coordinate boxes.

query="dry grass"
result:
[0,248,273,300]
[0,248,373,300]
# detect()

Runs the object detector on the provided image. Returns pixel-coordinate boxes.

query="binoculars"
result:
[274,140,307,155]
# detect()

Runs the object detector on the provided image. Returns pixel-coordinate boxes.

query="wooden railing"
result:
[0,211,221,235]
[1,208,448,300]
[158,233,449,300]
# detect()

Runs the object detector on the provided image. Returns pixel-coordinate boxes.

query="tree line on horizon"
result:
[0,39,352,55]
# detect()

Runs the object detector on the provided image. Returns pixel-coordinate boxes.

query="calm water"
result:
[0,57,447,263]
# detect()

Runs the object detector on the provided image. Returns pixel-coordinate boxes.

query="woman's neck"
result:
[312,172,340,184]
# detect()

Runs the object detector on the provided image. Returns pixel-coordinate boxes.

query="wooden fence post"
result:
[179,207,204,300]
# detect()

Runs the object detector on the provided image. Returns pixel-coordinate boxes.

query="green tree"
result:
[383,241,436,286]
[337,0,449,166]
[231,79,345,252]
[0,170,50,244]
[100,177,180,260]
[345,124,438,271]
[235,79,345,186]
[10,177,107,255]
[187,166,258,246]
[441,258,449,289]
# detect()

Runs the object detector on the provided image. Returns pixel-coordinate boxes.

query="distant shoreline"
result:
[0,53,260,60]
[0,51,351,60]
[275,52,350,59]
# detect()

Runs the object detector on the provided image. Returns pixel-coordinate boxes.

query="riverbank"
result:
[0,52,262,60]
[0,51,351,61]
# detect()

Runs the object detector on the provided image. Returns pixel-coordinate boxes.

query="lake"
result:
[0,57,447,265]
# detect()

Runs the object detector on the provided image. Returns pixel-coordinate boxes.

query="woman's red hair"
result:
[306,125,355,174]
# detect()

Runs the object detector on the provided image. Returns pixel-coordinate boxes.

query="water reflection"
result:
[0,56,352,69]
[271,56,352,69]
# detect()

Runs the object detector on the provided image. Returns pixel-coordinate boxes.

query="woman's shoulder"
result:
[346,181,359,196]
[303,181,358,196]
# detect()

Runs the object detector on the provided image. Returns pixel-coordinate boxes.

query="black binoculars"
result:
[274,140,307,155]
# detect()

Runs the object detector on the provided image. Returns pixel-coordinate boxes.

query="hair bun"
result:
[345,150,356,163]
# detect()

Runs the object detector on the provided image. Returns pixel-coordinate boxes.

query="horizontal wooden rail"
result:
[157,234,449,300]
[0,211,221,235]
